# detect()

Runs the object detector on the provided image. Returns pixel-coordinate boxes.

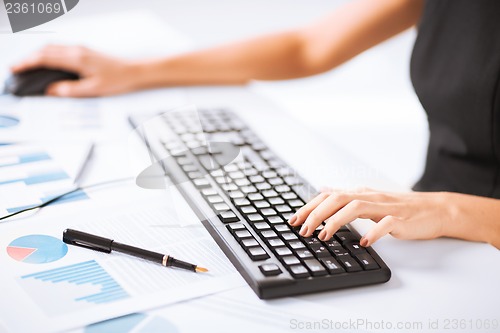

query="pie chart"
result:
[7,235,68,264]
[0,115,20,128]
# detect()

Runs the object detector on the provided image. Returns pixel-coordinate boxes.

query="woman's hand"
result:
[10,45,141,97]
[288,188,500,248]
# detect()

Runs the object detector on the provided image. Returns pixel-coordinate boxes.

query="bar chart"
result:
[0,144,89,217]
[19,260,129,315]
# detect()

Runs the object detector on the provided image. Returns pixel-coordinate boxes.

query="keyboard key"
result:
[254,200,270,209]
[289,241,306,250]
[289,265,310,278]
[296,250,314,260]
[338,256,362,272]
[324,239,341,248]
[253,222,271,231]
[329,246,350,257]
[276,205,292,213]
[282,232,298,241]
[256,182,272,191]
[274,224,290,233]
[319,257,345,274]
[261,208,277,216]
[241,186,257,194]
[261,230,278,239]
[268,197,285,205]
[182,164,198,172]
[193,178,211,188]
[269,178,284,186]
[345,242,367,254]
[207,195,224,204]
[336,231,358,244]
[229,171,245,179]
[262,170,277,178]
[274,185,290,193]
[262,190,279,198]
[259,264,282,276]
[233,198,250,206]
[222,183,238,192]
[235,230,252,240]
[241,206,257,214]
[288,199,304,208]
[303,259,328,276]
[187,171,203,179]
[268,238,285,247]
[228,191,245,199]
[213,203,230,211]
[247,214,265,222]
[282,256,301,266]
[215,176,230,184]
[247,193,264,201]
[235,178,251,186]
[267,215,284,224]
[281,192,298,200]
[202,188,218,196]
[355,253,380,270]
[304,237,321,247]
[242,238,259,248]
[220,211,239,223]
[249,175,265,183]
[310,244,331,258]
[224,164,239,172]
[247,247,270,261]
[281,212,294,220]
[275,247,293,256]
[227,223,246,233]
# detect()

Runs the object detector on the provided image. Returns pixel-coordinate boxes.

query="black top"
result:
[411,0,500,198]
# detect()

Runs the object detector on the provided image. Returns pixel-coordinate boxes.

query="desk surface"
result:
[1,7,499,333]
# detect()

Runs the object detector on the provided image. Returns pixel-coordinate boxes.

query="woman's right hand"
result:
[10,45,142,97]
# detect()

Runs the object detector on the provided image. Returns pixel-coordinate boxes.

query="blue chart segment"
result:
[0,146,90,215]
[20,260,129,314]
[7,235,68,264]
[85,313,179,333]
[0,115,20,128]
[6,189,88,214]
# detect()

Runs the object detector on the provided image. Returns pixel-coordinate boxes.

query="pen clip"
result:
[63,228,113,253]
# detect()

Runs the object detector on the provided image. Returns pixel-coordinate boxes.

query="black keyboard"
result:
[129,108,391,299]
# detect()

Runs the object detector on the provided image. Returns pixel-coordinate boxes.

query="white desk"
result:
[1,7,499,333]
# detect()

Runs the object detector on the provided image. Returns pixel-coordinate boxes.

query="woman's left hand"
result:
[288,188,468,247]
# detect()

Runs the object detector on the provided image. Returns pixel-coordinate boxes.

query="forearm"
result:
[443,192,500,248]
[132,0,424,89]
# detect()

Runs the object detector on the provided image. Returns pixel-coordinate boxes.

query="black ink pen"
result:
[63,229,208,273]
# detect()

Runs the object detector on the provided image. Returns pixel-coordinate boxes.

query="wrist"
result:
[440,192,494,245]
[124,59,163,91]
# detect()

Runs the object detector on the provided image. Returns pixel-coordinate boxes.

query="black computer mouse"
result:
[4,68,80,97]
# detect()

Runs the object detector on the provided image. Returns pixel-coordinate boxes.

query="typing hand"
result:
[288,188,462,247]
[10,45,139,97]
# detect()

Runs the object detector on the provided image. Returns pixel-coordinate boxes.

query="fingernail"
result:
[299,225,308,236]
[360,237,368,247]
[288,214,297,225]
[318,230,327,240]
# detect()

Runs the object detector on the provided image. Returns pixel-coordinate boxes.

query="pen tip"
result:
[195,266,208,273]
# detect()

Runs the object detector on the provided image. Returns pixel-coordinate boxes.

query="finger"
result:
[46,79,98,98]
[300,192,353,237]
[11,46,86,74]
[288,192,330,226]
[361,215,400,247]
[318,201,389,241]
